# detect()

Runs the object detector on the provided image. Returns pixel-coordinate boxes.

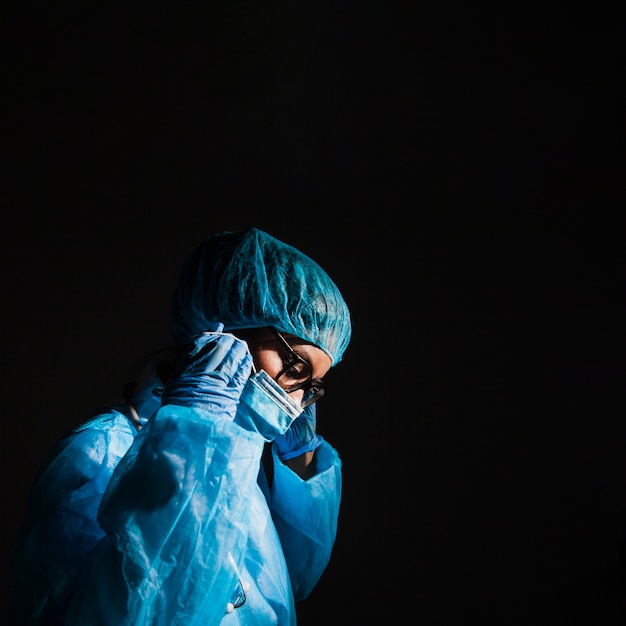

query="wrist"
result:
[275,434,323,461]
[283,450,316,480]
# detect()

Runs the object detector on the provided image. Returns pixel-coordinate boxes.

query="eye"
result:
[282,359,309,382]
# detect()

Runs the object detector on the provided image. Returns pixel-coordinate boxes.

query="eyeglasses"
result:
[270,327,325,408]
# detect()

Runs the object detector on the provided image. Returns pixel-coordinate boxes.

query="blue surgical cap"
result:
[170,228,351,365]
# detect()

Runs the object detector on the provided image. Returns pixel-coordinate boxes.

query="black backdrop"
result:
[3,4,626,624]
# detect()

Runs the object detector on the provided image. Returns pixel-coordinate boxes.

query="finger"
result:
[229,349,253,389]
[192,333,238,368]
[219,338,252,382]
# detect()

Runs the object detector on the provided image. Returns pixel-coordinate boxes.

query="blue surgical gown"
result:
[11,391,342,625]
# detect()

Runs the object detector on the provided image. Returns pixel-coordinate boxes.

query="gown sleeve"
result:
[64,403,267,626]
[9,411,136,626]
[268,438,342,601]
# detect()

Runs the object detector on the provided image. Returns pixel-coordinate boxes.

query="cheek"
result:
[287,388,305,405]
[253,350,283,379]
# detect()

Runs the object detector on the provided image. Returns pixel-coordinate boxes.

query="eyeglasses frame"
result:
[270,327,325,407]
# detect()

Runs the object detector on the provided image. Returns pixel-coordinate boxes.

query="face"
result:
[235,327,332,408]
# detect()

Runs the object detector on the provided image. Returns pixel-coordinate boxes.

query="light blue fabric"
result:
[235,369,303,439]
[11,375,342,625]
[170,228,352,365]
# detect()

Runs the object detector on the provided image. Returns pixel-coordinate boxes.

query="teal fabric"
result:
[170,228,352,365]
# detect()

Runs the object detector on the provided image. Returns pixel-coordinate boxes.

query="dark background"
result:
[3,4,625,624]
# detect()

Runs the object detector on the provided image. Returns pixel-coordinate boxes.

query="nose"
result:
[288,388,306,407]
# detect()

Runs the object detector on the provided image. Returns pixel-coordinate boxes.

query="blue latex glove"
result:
[161,329,253,420]
[273,403,323,461]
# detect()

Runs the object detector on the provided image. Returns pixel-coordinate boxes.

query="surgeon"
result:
[10,227,352,625]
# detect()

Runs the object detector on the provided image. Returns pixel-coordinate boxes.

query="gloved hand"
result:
[161,328,253,421]
[273,403,323,461]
